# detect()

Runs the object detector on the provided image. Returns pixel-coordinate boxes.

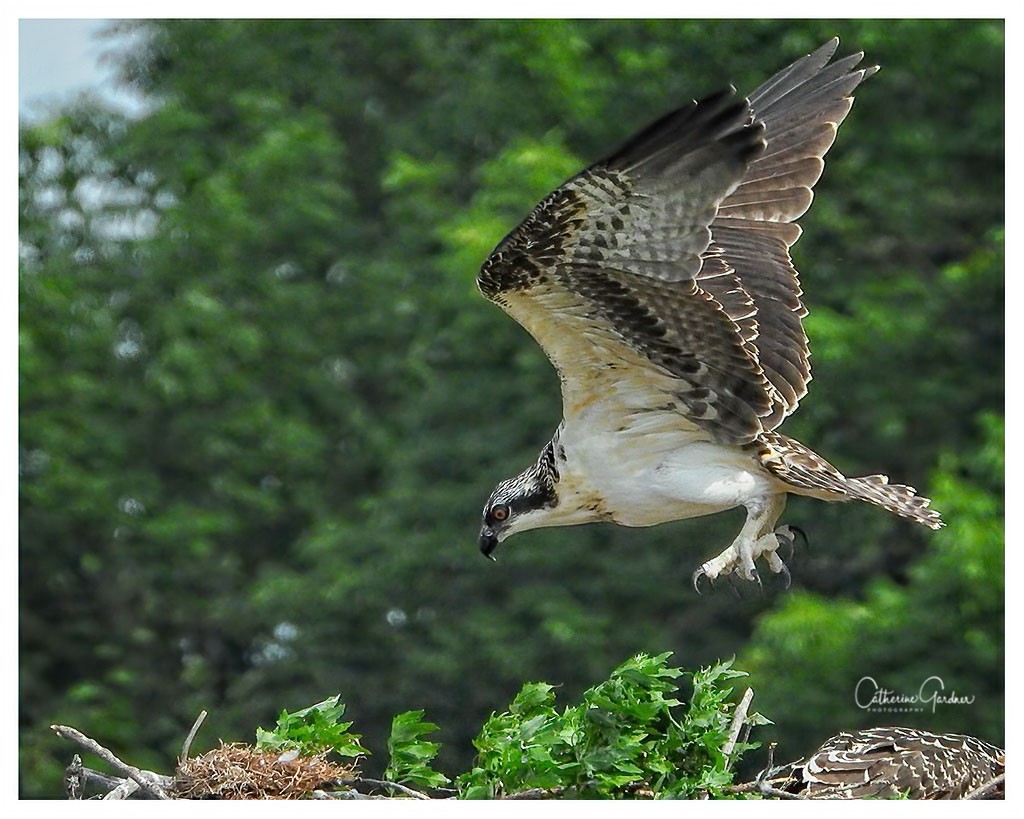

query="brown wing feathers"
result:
[601,87,762,179]
[478,40,875,444]
[711,39,878,427]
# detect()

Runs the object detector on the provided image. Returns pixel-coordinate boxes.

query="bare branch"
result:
[103,779,140,800]
[73,764,132,794]
[757,782,806,800]
[355,777,431,800]
[502,786,568,800]
[180,710,208,762]
[312,788,384,799]
[51,724,173,799]
[722,687,754,766]
[63,754,83,799]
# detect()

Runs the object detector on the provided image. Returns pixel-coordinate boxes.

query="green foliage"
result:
[255,695,368,759]
[251,695,452,788]
[384,710,449,789]
[234,654,767,798]
[457,653,766,799]
[20,20,1002,798]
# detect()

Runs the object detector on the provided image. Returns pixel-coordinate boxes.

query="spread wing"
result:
[477,39,877,445]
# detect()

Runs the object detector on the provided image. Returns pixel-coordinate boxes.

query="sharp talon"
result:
[788,524,809,550]
[778,561,791,590]
[692,568,718,594]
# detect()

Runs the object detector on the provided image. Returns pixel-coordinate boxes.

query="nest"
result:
[174,743,357,799]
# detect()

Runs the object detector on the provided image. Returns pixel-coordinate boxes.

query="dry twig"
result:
[51,724,172,799]
[355,777,431,799]
[312,789,383,799]
[103,778,141,800]
[501,786,568,799]
[755,782,806,800]
[63,754,83,799]
[180,710,208,763]
[722,687,754,766]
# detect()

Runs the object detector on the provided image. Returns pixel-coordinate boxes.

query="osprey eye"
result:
[491,504,510,522]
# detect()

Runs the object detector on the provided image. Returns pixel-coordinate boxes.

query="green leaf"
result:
[510,682,556,715]
[254,694,368,759]
[384,710,450,789]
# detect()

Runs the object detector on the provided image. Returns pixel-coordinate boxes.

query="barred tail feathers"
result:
[846,474,944,530]
[756,432,944,529]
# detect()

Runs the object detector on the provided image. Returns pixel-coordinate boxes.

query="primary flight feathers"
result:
[478,38,878,445]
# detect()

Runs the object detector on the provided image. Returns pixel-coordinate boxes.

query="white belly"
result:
[558,414,777,528]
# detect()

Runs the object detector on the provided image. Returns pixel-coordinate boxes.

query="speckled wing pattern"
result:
[477,39,876,446]
[765,727,1005,799]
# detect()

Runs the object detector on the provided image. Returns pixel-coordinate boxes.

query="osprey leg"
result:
[692,493,789,588]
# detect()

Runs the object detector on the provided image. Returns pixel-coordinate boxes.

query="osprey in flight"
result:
[476,39,942,588]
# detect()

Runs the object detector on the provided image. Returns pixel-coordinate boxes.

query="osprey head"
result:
[479,449,559,559]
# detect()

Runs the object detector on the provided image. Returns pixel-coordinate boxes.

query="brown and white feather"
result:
[753,430,943,529]
[766,727,1004,799]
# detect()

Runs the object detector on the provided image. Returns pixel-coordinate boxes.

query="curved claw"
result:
[777,561,792,590]
[692,568,708,595]
[775,524,807,561]
[788,524,809,550]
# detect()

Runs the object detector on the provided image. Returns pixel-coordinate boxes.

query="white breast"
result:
[558,403,776,528]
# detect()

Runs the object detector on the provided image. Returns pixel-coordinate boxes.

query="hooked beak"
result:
[479,528,499,560]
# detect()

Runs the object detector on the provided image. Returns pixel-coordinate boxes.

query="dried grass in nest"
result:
[174,743,358,799]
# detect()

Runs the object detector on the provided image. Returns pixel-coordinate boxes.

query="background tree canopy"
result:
[19,19,1003,798]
